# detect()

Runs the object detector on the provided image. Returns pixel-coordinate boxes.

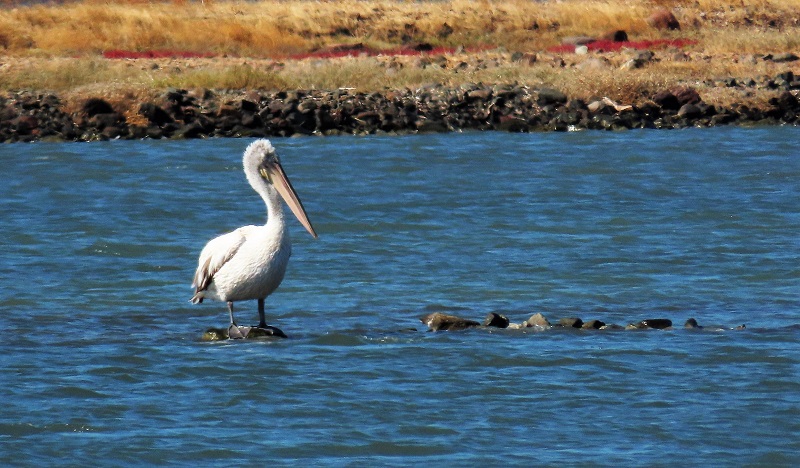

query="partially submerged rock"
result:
[626,319,673,330]
[685,318,702,329]
[421,312,481,331]
[202,325,288,341]
[483,312,510,329]
[558,317,584,329]
[582,319,606,330]
[685,318,747,331]
[524,313,551,328]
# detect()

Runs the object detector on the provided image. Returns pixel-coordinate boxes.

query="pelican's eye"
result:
[259,166,271,182]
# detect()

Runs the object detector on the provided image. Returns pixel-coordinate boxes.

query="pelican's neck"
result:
[249,172,286,229]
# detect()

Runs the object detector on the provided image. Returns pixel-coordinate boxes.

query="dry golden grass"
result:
[1,0,798,57]
[0,0,799,110]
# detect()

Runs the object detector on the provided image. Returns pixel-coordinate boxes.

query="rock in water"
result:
[201,325,288,341]
[420,312,480,331]
[558,317,584,328]
[483,312,510,329]
[641,319,673,329]
[525,313,551,328]
[582,319,606,330]
[685,318,703,329]
[627,319,673,330]
[202,328,228,341]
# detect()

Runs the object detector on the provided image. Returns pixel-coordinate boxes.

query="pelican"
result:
[191,139,317,338]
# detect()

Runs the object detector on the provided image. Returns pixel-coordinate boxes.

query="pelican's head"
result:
[244,139,318,238]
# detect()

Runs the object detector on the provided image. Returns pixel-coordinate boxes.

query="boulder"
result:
[89,112,124,130]
[647,8,680,30]
[525,313,551,328]
[600,30,628,42]
[139,102,174,126]
[652,90,681,111]
[672,86,701,105]
[537,88,568,106]
[484,312,510,329]
[201,325,288,340]
[684,318,703,329]
[629,319,673,330]
[587,100,610,113]
[769,91,799,110]
[559,317,584,328]
[677,103,703,119]
[82,98,114,117]
[420,312,480,331]
[12,115,38,135]
[582,319,606,330]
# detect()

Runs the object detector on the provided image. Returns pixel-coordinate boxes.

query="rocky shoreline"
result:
[2,70,799,143]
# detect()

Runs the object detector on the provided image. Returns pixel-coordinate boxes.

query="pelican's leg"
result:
[256,299,287,338]
[258,298,267,329]
[227,301,246,339]
[227,301,237,325]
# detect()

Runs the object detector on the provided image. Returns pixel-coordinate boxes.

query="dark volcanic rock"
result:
[677,103,703,119]
[139,102,174,126]
[483,312,510,329]
[82,98,114,117]
[12,115,38,135]
[3,73,800,142]
[652,90,681,111]
[601,30,628,42]
[630,319,673,330]
[537,87,568,106]
[685,318,703,329]
[672,86,702,105]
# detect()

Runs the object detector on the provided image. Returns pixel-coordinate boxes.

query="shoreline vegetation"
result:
[1,0,799,141]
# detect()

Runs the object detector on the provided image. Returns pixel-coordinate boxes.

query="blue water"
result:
[1,128,799,466]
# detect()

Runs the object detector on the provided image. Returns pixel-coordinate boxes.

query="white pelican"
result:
[191,139,317,338]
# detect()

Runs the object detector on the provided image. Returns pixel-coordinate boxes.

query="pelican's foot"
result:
[227,324,251,340]
[218,324,287,339]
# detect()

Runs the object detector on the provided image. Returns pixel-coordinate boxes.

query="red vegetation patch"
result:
[548,38,695,54]
[103,50,215,59]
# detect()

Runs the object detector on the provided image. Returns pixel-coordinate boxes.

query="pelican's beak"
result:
[261,161,318,238]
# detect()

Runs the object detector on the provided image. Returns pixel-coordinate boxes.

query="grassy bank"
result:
[1,0,799,115]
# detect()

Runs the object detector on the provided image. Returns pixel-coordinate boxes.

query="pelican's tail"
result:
[190,291,205,304]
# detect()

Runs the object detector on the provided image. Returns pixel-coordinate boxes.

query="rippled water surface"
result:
[1,128,799,465]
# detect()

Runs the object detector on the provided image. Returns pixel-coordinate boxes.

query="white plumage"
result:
[191,139,317,336]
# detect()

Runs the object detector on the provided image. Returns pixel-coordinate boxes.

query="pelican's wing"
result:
[192,226,257,296]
